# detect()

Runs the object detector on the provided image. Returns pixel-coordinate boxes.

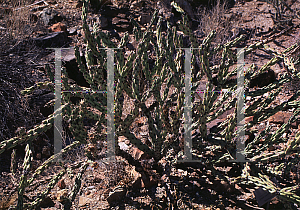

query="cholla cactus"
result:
[76,0,300,204]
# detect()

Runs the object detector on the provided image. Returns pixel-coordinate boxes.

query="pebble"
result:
[87,185,95,190]
[119,141,130,151]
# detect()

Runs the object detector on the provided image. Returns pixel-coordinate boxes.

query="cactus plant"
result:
[2,0,300,208]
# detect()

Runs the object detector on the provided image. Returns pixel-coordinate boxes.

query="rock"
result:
[112,16,131,32]
[217,107,235,120]
[130,0,140,9]
[129,147,150,160]
[268,111,298,128]
[41,99,54,117]
[48,22,67,33]
[206,119,223,134]
[175,0,195,19]
[37,196,55,208]
[67,27,77,35]
[54,201,63,209]
[93,175,105,183]
[78,196,91,206]
[56,189,69,202]
[130,167,142,188]
[138,13,152,25]
[61,47,80,62]
[61,47,90,87]
[140,172,158,188]
[106,186,126,204]
[212,179,235,193]
[57,179,66,189]
[130,147,144,160]
[244,12,274,35]
[243,16,253,22]
[40,8,62,25]
[250,69,276,88]
[75,1,83,8]
[130,167,141,180]
[132,177,142,188]
[119,141,130,151]
[29,13,38,23]
[91,161,99,169]
[224,13,233,20]
[156,1,172,20]
[245,116,254,124]
[33,31,69,48]
[96,16,108,28]
[48,0,57,5]
[130,161,158,189]
[87,185,95,190]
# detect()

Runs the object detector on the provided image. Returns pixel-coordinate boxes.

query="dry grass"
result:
[2,0,33,41]
[196,0,239,44]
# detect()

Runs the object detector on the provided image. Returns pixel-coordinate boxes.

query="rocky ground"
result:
[0,0,300,209]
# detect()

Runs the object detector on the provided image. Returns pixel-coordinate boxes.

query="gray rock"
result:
[60,48,90,88]
[87,185,95,190]
[118,142,129,151]
[67,27,77,36]
[40,8,62,25]
[61,47,80,62]
[33,31,69,48]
